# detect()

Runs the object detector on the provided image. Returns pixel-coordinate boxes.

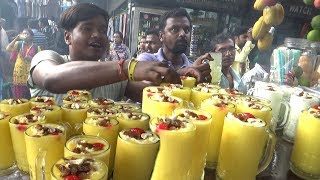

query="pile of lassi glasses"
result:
[1,77,320,180]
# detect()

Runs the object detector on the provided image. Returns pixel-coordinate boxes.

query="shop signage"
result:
[282,1,320,19]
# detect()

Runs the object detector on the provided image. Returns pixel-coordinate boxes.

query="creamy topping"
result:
[203,98,233,108]
[85,116,118,127]
[63,95,88,103]
[11,113,45,124]
[63,103,89,110]
[1,98,28,105]
[243,102,271,111]
[156,116,190,130]
[219,88,243,95]
[119,112,149,121]
[149,93,180,103]
[0,111,10,119]
[296,91,316,99]
[31,97,55,105]
[212,94,239,102]
[241,96,269,105]
[68,90,91,97]
[30,105,55,114]
[70,139,106,154]
[193,86,219,93]
[175,110,208,120]
[89,98,114,106]
[308,106,320,118]
[55,157,99,179]
[87,107,117,116]
[28,124,63,137]
[114,103,141,112]
[145,87,165,93]
[228,113,266,127]
[163,84,183,89]
[120,129,159,144]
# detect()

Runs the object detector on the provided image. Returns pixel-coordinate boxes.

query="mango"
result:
[311,15,320,30]
[263,4,284,26]
[254,0,266,10]
[258,32,273,51]
[307,30,320,42]
[252,16,271,40]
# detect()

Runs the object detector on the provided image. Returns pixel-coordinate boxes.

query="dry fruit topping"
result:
[115,103,141,112]
[64,95,88,103]
[3,98,28,105]
[297,91,314,99]
[0,112,10,120]
[89,98,114,106]
[86,116,113,127]
[63,103,88,110]
[309,106,320,118]
[121,128,159,144]
[29,124,63,137]
[163,84,183,89]
[68,90,90,97]
[32,97,55,105]
[212,94,238,103]
[56,157,97,180]
[149,94,180,103]
[219,88,243,95]
[231,113,265,127]
[12,114,44,124]
[146,87,165,94]
[121,112,149,121]
[176,110,208,120]
[30,105,55,114]
[87,107,117,116]
[156,116,188,130]
[245,103,270,111]
[123,128,146,140]
[71,140,106,154]
[194,83,219,93]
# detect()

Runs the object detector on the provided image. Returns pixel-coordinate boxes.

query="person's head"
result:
[38,18,49,28]
[139,35,146,53]
[211,33,235,68]
[59,3,109,61]
[113,31,123,45]
[232,26,250,49]
[145,29,162,53]
[159,8,192,55]
[28,19,39,30]
[21,28,34,43]
[255,48,273,73]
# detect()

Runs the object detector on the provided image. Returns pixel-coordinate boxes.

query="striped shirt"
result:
[27,50,127,105]
[31,29,48,49]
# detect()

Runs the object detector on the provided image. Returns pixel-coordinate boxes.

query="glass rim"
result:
[117,112,150,121]
[118,130,160,145]
[201,98,237,108]
[24,123,66,137]
[149,117,196,132]
[172,108,212,121]
[65,135,111,154]
[83,116,119,127]
[225,112,267,128]
[8,113,45,124]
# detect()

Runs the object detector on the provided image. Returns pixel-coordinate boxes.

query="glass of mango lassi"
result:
[142,86,166,113]
[173,108,212,180]
[180,76,196,88]
[29,96,55,107]
[88,98,115,108]
[61,102,89,134]
[200,98,236,169]
[161,83,191,101]
[113,128,159,180]
[114,102,141,113]
[290,108,320,179]
[83,116,119,177]
[30,105,62,123]
[25,124,66,180]
[116,111,150,132]
[142,93,182,119]
[150,116,196,180]
[64,135,110,174]
[87,107,118,118]
[216,113,276,180]
[0,98,30,116]
[51,157,108,180]
[236,102,272,127]
[9,113,46,172]
[239,96,271,107]
[0,111,15,176]
[190,83,220,108]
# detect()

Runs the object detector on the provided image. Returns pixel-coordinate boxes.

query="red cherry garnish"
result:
[31,107,41,111]
[46,100,54,105]
[130,128,145,134]
[227,89,235,95]
[242,113,255,119]
[70,91,79,95]
[313,105,320,110]
[17,123,27,131]
[92,143,105,150]
[198,115,208,120]
[51,132,59,135]
[147,93,153,97]
[157,123,169,130]
[64,175,80,180]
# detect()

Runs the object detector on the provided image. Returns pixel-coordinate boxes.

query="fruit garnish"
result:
[17,123,27,131]
[242,113,255,119]
[92,143,105,150]
[31,107,41,111]
[130,128,145,134]
[312,105,320,110]
[157,123,169,130]
[70,91,80,95]
[198,115,207,120]
[64,175,80,180]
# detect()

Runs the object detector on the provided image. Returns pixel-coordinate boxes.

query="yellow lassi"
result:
[190,83,220,107]
[61,103,89,134]
[30,105,62,123]
[0,111,14,175]
[142,86,166,113]
[0,98,30,116]
[236,102,272,126]
[161,83,191,101]
[116,112,150,131]
[29,96,55,107]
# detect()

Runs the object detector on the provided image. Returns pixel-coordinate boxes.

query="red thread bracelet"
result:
[118,59,126,79]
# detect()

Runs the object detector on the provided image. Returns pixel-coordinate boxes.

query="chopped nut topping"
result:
[164,84,183,89]
[157,117,188,130]
[64,103,88,110]
[146,87,165,93]
[87,107,117,115]
[248,103,263,110]
[233,113,256,122]
[30,105,54,114]
[0,112,10,119]
[122,112,149,120]
[33,97,54,104]
[56,158,95,179]
[149,94,180,103]
[90,98,114,106]
[176,110,208,120]
[12,114,44,124]
[115,103,141,113]
[30,124,63,137]
[3,98,27,105]
[71,140,106,154]
[123,128,146,140]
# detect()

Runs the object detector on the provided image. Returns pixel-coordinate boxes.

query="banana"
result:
[263,4,284,26]
[254,0,266,10]
[258,32,273,51]
[274,3,284,26]
[252,17,271,40]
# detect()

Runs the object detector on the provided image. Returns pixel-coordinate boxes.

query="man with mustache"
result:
[211,33,241,89]
[127,8,212,102]
[142,29,162,54]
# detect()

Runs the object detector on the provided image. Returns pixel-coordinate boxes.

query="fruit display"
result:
[308,15,320,42]
[315,0,320,9]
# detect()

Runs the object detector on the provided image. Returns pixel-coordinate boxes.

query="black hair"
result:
[159,8,191,30]
[23,28,34,37]
[39,17,49,26]
[114,31,124,40]
[211,32,233,51]
[230,25,248,37]
[146,29,160,37]
[27,19,39,29]
[59,3,109,31]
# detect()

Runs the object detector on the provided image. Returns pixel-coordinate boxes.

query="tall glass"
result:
[283,91,319,142]
[200,98,236,169]
[30,105,62,123]
[142,86,166,114]
[173,108,212,179]
[0,111,15,176]
[216,113,276,180]
[116,112,150,132]
[236,102,273,126]
[113,129,159,180]
[290,109,320,179]
[64,135,110,170]
[150,117,196,180]
[9,113,46,172]
[61,102,89,134]
[25,124,66,180]
[83,116,119,176]
[0,98,30,116]
[29,96,55,107]
[190,83,220,108]
[51,157,108,180]
[161,83,191,101]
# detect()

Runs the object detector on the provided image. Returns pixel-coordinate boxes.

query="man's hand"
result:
[192,53,213,83]
[247,27,253,41]
[177,67,207,83]
[134,61,181,84]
